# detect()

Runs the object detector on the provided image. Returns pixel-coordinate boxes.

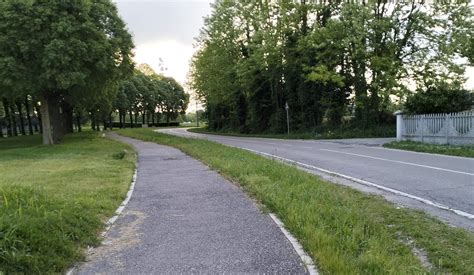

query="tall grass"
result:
[0,132,135,273]
[118,128,474,274]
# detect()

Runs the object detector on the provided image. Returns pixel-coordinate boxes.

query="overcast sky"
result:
[114,0,473,105]
[114,0,212,92]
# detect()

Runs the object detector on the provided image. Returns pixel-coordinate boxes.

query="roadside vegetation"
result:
[190,1,473,136]
[0,2,187,143]
[384,141,474,158]
[118,128,474,274]
[189,125,395,140]
[0,132,135,273]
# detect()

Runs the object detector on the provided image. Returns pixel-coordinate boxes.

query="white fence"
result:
[395,111,474,145]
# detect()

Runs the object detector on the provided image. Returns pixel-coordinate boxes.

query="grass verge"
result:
[0,132,135,273]
[118,128,473,274]
[384,141,474,158]
[188,125,395,140]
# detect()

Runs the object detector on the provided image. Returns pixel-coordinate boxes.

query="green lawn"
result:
[384,141,474,158]
[0,132,135,273]
[188,125,395,140]
[118,128,474,274]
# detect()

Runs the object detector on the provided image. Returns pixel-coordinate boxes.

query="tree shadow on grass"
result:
[0,135,42,150]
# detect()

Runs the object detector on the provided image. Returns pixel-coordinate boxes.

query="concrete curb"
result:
[269,214,318,275]
[102,169,138,236]
[243,148,474,220]
[156,130,319,273]
[66,168,138,275]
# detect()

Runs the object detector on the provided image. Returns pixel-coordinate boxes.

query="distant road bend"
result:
[159,128,474,230]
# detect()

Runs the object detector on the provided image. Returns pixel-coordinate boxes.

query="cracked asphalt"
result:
[75,133,306,274]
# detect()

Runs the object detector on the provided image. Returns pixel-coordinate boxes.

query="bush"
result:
[405,85,472,114]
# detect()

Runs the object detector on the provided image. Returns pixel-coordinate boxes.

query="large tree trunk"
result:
[76,112,82,132]
[146,111,150,125]
[33,118,39,133]
[2,98,12,137]
[119,110,123,128]
[10,105,18,136]
[129,109,134,128]
[39,95,54,145]
[16,100,26,135]
[151,112,155,127]
[49,96,64,143]
[91,117,96,131]
[109,112,113,130]
[0,110,4,138]
[25,97,34,135]
[35,104,42,134]
[96,116,101,131]
[62,101,74,134]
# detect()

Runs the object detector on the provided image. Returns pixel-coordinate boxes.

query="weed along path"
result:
[75,133,309,274]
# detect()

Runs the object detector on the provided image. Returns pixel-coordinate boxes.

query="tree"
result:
[0,0,133,144]
[189,0,244,131]
[115,68,188,128]
[160,76,189,124]
[190,1,473,134]
[405,84,472,114]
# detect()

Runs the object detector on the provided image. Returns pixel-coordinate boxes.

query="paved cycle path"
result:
[76,133,306,274]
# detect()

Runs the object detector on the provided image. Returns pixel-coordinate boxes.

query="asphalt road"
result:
[76,134,307,274]
[160,128,474,229]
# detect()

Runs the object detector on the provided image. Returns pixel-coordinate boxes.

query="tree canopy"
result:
[114,67,189,128]
[190,0,474,134]
[405,84,472,115]
[0,0,134,144]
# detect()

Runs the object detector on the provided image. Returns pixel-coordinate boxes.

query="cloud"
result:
[134,39,194,85]
[114,1,212,46]
[113,0,213,111]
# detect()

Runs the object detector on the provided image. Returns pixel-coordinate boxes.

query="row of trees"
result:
[0,96,41,137]
[0,70,189,139]
[115,67,189,128]
[0,66,189,137]
[190,0,473,134]
[0,1,188,143]
[0,0,134,144]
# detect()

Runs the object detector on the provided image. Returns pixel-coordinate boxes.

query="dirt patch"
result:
[396,232,433,271]
[82,210,147,271]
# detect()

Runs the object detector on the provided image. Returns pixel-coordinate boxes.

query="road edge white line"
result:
[163,128,474,220]
[66,168,138,275]
[318,149,474,176]
[269,213,318,275]
[183,128,474,161]
[371,144,474,160]
[242,148,474,220]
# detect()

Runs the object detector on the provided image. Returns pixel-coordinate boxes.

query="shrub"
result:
[405,85,472,114]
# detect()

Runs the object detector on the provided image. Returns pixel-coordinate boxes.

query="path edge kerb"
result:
[172,129,473,221]
[269,214,318,275]
[66,134,139,275]
[153,129,319,274]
